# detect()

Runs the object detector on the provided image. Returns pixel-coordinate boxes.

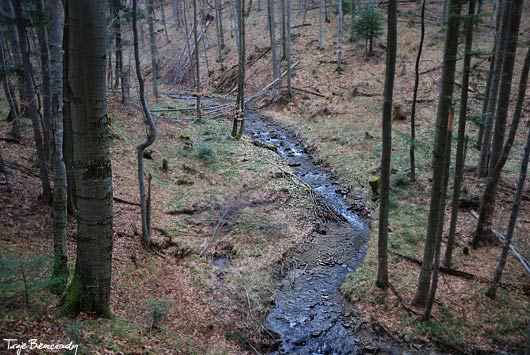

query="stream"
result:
[246,112,372,355]
[166,94,390,354]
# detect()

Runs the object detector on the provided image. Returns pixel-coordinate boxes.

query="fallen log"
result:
[470,210,530,275]
[392,251,475,279]
[113,196,141,206]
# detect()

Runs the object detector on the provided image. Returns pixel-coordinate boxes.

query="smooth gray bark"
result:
[285,0,292,97]
[133,0,158,246]
[409,0,425,183]
[12,0,53,205]
[0,34,19,123]
[267,0,280,93]
[62,0,113,317]
[477,0,510,176]
[147,0,159,99]
[232,0,245,139]
[413,0,462,306]
[336,0,343,70]
[486,124,529,298]
[376,0,396,291]
[445,0,475,268]
[193,0,201,117]
[473,34,528,249]
[48,0,68,292]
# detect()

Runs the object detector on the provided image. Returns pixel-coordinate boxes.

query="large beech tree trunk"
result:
[62,0,113,317]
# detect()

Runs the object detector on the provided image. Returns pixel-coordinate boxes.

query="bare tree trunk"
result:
[477,0,510,176]
[172,0,181,26]
[318,0,323,49]
[409,0,425,183]
[336,0,343,71]
[193,0,201,118]
[12,0,53,205]
[0,34,19,123]
[48,0,69,293]
[62,0,113,318]
[3,0,24,138]
[488,0,521,176]
[62,0,77,215]
[285,0,292,97]
[215,0,225,60]
[267,0,280,94]
[230,0,239,52]
[160,0,171,42]
[232,0,245,139]
[473,34,528,249]
[376,0,396,291]
[147,0,159,99]
[486,125,529,298]
[423,108,453,320]
[280,0,286,59]
[445,0,475,268]
[37,0,53,168]
[132,0,158,247]
[413,0,462,307]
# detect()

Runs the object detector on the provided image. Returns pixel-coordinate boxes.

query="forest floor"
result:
[1,0,530,354]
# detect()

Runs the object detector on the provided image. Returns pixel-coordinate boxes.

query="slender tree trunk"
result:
[193,0,201,118]
[319,0,323,49]
[473,36,529,249]
[336,0,343,70]
[423,108,454,320]
[413,0,462,307]
[267,0,280,94]
[444,0,475,267]
[230,0,240,52]
[48,0,68,293]
[278,0,287,62]
[132,0,158,247]
[477,42,495,151]
[486,125,529,298]
[160,0,170,42]
[376,0,397,291]
[215,0,225,60]
[3,0,24,137]
[36,0,53,168]
[62,0,113,318]
[147,0,159,99]
[232,0,245,139]
[488,0,521,176]
[0,35,19,123]
[12,0,53,205]
[62,0,77,215]
[409,0,425,182]
[477,0,510,176]
[285,0,292,97]
[172,0,181,26]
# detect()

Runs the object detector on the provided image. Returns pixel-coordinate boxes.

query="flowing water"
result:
[246,112,371,355]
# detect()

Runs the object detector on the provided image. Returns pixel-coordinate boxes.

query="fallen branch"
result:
[470,210,530,274]
[113,196,141,206]
[251,138,278,152]
[0,137,21,143]
[388,281,419,316]
[291,86,325,98]
[432,336,469,355]
[246,60,301,103]
[199,204,244,257]
[391,251,475,279]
